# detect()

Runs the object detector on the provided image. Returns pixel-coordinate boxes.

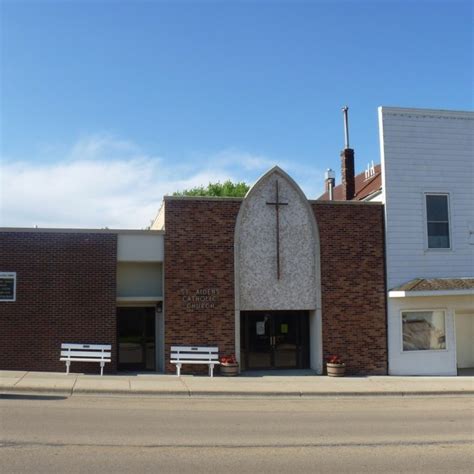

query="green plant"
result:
[173,180,250,197]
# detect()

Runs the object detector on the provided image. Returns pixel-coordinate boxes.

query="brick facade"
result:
[312,202,387,375]
[164,198,242,374]
[1,197,387,376]
[165,198,387,375]
[0,232,117,374]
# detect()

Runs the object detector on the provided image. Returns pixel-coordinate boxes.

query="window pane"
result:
[428,223,450,248]
[402,311,446,351]
[426,195,449,221]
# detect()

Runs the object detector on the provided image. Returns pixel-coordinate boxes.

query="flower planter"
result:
[220,363,239,376]
[327,363,346,377]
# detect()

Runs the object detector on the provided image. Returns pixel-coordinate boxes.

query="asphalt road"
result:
[1,395,473,473]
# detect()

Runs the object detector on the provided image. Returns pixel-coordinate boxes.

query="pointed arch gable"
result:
[234,166,321,311]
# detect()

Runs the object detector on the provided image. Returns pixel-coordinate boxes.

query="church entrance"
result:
[240,311,310,370]
[117,307,156,371]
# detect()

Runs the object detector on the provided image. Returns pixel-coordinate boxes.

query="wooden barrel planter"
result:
[220,363,239,376]
[327,363,346,377]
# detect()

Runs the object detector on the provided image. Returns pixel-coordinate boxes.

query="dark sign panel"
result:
[0,272,16,301]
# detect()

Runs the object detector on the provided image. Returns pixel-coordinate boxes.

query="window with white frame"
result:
[425,194,450,249]
[402,310,446,351]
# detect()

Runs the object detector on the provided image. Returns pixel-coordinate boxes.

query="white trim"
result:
[0,272,16,302]
[378,106,474,120]
[116,296,163,303]
[389,289,474,298]
[160,244,166,373]
[400,308,448,353]
[362,189,382,201]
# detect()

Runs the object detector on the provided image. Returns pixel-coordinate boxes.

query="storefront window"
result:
[402,310,446,351]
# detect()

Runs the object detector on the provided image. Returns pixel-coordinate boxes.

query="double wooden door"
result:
[240,311,310,370]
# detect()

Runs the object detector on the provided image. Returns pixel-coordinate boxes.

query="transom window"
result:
[426,194,450,249]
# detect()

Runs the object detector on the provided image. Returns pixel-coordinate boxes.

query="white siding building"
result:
[379,107,474,375]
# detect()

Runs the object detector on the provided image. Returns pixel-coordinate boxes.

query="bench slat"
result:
[170,353,219,361]
[61,343,111,350]
[170,346,218,353]
[60,357,111,363]
[61,351,111,358]
[170,360,220,365]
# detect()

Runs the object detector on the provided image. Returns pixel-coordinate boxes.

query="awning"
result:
[389,278,474,298]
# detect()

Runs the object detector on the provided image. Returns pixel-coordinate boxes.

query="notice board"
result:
[0,272,16,301]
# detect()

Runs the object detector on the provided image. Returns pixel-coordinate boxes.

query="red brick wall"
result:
[312,203,387,375]
[1,200,386,376]
[164,198,241,374]
[165,198,387,375]
[0,232,117,374]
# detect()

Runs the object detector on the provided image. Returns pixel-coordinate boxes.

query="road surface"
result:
[1,395,473,473]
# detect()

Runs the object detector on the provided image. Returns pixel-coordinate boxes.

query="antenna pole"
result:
[342,106,350,149]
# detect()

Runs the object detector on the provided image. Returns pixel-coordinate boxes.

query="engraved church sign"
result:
[179,287,220,310]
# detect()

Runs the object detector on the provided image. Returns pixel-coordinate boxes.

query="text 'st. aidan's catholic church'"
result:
[0,163,388,375]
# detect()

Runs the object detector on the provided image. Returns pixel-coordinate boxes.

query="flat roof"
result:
[0,227,164,235]
[163,196,382,206]
[164,195,243,202]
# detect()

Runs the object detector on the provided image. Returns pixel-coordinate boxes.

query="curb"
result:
[2,386,474,398]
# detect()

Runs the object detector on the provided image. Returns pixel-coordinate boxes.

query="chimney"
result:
[325,168,336,200]
[341,106,355,200]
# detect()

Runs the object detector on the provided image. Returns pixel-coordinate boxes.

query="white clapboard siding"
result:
[379,107,474,376]
[379,107,474,289]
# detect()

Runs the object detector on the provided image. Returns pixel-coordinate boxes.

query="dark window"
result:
[426,194,450,249]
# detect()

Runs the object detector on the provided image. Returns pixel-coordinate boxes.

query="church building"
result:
[0,166,387,375]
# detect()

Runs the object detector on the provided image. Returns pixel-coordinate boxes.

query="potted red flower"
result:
[326,355,346,377]
[220,354,239,376]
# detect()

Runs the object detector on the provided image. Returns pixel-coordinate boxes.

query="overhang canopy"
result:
[389,278,474,298]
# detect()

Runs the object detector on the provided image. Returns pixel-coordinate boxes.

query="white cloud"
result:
[212,148,283,171]
[0,135,325,229]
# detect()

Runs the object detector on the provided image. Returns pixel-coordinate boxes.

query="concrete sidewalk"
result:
[1,370,473,397]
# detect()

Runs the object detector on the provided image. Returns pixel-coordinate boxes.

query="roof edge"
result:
[0,227,164,235]
[309,199,383,206]
[378,106,473,119]
[389,289,474,298]
[164,195,244,202]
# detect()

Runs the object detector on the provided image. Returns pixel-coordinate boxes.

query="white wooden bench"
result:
[170,346,219,377]
[60,343,112,376]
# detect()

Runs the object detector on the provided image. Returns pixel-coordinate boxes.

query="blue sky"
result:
[1,0,472,228]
